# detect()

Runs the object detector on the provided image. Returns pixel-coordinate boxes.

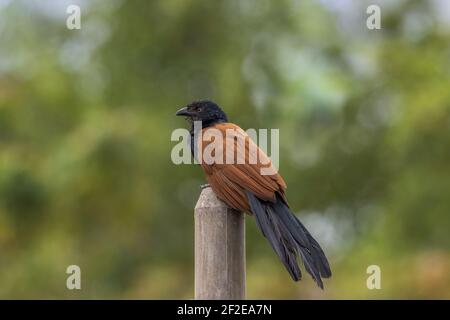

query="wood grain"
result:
[194,187,245,300]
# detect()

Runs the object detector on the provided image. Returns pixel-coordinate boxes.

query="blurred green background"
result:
[0,0,449,299]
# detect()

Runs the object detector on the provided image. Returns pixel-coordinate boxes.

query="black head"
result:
[175,100,228,127]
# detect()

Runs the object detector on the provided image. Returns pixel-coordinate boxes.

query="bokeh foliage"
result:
[0,0,449,298]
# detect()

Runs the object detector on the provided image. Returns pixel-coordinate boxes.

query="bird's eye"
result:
[195,107,202,112]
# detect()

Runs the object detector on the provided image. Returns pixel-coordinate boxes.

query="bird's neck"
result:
[188,119,227,160]
[189,119,226,134]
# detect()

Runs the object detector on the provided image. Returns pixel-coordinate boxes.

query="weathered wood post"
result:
[194,186,245,300]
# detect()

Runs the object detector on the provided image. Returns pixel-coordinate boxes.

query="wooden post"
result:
[194,186,245,300]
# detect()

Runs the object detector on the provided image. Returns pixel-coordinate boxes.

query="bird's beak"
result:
[175,107,191,117]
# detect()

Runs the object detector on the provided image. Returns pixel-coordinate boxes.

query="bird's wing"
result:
[198,122,287,212]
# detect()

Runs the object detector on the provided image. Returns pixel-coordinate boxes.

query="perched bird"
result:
[176,100,331,288]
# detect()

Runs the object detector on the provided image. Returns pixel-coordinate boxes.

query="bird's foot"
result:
[200,183,210,189]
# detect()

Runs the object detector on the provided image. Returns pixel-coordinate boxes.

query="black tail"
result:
[247,191,332,288]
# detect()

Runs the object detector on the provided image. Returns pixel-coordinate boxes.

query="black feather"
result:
[247,191,331,288]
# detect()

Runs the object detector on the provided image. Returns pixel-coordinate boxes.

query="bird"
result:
[176,100,331,288]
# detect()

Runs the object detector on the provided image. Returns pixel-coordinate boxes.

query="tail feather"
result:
[247,192,302,281]
[273,197,332,279]
[247,191,331,288]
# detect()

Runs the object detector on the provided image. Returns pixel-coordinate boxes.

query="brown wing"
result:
[198,122,287,213]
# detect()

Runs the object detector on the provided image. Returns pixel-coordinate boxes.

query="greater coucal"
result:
[176,100,331,288]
